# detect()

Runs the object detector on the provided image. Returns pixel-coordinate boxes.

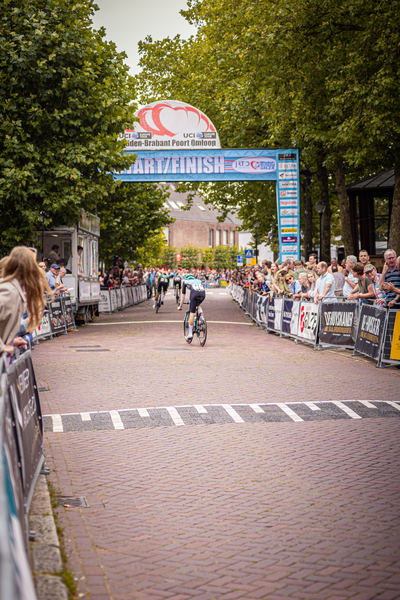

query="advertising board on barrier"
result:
[36,309,52,339]
[7,352,43,504]
[390,312,400,360]
[298,302,319,341]
[319,303,357,347]
[354,305,387,360]
[49,297,66,334]
[63,295,75,330]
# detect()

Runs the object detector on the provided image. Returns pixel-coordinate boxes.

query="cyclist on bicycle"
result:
[153,270,170,309]
[178,271,206,340]
[173,270,182,300]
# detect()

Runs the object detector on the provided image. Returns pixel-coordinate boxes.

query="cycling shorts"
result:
[189,290,205,313]
[174,279,182,289]
[157,282,169,293]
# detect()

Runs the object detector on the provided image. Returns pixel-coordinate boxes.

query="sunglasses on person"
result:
[285,277,294,282]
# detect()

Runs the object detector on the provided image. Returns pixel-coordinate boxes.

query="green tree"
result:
[179,243,201,269]
[162,245,178,269]
[97,183,171,264]
[0,0,135,255]
[200,247,214,269]
[213,246,231,270]
[134,231,168,267]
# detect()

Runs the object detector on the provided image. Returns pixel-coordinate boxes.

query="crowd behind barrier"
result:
[0,348,43,600]
[231,284,400,368]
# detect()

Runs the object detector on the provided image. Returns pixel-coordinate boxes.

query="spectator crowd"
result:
[229,249,400,309]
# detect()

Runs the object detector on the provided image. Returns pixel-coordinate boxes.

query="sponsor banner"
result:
[36,309,52,338]
[279,190,297,198]
[281,253,298,260]
[280,198,298,207]
[268,298,276,330]
[274,298,283,331]
[281,218,297,226]
[110,289,118,311]
[298,302,319,341]
[281,227,298,234]
[79,279,91,302]
[281,236,298,244]
[280,208,298,216]
[115,148,300,183]
[99,290,112,313]
[279,162,297,170]
[354,304,386,360]
[49,298,66,334]
[279,180,298,188]
[7,351,43,503]
[121,287,128,308]
[120,100,221,151]
[281,245,298,253]
[291,301,300,335]
[319,303,357,346]
[390,312,400,360]
[116,289,122,309]
[282,300,293,334]
[279,171,298,179]
[117,149,285,182]
[62,295,75,329]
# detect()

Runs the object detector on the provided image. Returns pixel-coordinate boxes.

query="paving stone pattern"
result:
[42,400,400,432]
[33,290,400,600]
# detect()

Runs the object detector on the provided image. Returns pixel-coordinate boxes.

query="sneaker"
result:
[153,303,156,309]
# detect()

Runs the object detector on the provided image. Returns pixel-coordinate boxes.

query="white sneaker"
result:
[153,303,156,309]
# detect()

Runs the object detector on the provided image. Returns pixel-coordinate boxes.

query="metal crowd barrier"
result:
[99,284,147,314]
[230,284,400,367]
[33,292,76,342]
[1,348,44,599]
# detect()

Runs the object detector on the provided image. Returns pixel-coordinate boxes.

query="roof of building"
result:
[162,183,241,226]
[346,169,394,191]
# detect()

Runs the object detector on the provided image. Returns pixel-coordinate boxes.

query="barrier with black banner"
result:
[48,296,67,335]
[7,350,44,512]
[34,308,53,340]
[267,297,283,333]
[62,294,76,331]
[318,302,359,349]
[280,299,301,339]
[354,304,387,362]
[378,308,400,368]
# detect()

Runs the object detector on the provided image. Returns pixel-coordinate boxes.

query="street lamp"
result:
[315,201,326,262]
[253,221,260,265]
[300,167,312,259]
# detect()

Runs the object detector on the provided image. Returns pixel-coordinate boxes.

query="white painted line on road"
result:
[333,401,362,419]
[219,293,228,296]
[277,403,303,422]
[80,412,91,421]
[91,321,252,326]
[385,401,400,412]
[359,400,377,409]
[249,403,264,413]
[110,410,124,430]
[137,408,150,418]
[222,404,245,423]
[194,405,208,414]
[52,414,63,432]
[304,402,320,411]
[166,406,185,426]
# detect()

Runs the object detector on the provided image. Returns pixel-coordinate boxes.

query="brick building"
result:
[162,184,241,249]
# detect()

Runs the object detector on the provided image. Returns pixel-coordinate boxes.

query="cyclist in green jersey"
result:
[153,271,170,309]
[178,272,206,340]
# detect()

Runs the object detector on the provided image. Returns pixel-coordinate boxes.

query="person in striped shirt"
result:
[379,249,400,308]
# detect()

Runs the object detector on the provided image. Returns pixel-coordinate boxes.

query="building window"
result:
[216,230,221,245]
[223,230,228,245]
[209,229,214,248]
[163,227,169,244]
[230,231,235,245]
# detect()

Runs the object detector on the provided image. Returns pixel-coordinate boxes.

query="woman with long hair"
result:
[0,246,53,356]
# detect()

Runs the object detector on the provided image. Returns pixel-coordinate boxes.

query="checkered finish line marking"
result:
[43,400,400,433]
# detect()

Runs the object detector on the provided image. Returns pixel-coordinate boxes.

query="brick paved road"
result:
[33,290,400,599]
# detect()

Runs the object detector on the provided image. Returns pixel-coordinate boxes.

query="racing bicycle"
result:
[155,293,162,313]
[174,284,181,305]
[183,301,207,346]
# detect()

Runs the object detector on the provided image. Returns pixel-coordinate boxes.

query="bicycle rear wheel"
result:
[197,311,207,346]
[183,312,192,343]
[156,298,161,313]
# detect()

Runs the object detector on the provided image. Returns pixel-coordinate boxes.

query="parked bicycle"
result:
[183,301,207,346]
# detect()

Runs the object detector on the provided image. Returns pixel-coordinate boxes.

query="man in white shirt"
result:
[314,262,336,303]
[342,255,358,298]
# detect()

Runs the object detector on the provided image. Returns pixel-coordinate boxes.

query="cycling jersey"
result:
[182,278,204,294]
[158,274,170,285]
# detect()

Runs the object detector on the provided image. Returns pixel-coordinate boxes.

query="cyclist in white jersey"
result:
[178,272,206,341]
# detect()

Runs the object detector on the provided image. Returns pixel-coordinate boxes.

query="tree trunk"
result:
[335,156,354,257]
[389,146,400,255]
[316,157,331,262]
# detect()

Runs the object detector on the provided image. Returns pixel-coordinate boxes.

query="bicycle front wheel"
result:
[197,312,207,346]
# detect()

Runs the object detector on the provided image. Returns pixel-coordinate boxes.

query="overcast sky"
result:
[91,0,196,75]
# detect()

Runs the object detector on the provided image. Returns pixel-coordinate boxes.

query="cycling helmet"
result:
[185,274,195,280]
